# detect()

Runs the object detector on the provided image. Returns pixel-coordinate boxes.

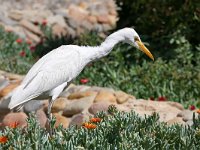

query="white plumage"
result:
[8,28,154,134]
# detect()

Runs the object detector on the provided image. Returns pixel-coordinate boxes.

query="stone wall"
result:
[0,70,198,128]
[0,0,117,43]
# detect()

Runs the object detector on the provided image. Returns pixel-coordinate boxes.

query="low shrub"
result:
[0,106,200,149]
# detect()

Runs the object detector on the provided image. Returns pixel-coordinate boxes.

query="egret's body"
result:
[8,28,154,134]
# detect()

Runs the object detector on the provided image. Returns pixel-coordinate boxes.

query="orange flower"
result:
[8,121,19,128]
[0,136,8,144]
[90,118,102,123]
[82,123,97,129]
[196,109,200,114]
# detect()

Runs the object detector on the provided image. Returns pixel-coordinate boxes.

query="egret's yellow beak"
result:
[136,41,154,61]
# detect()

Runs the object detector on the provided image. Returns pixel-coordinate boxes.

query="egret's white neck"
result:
[86,30,125,61]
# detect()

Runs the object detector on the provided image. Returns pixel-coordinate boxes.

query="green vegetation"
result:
[1,106,200,149]
[0,1,200,148]
[0,25,200,107]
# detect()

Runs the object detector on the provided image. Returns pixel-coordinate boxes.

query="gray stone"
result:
[0,13,18,25]
[47,15,67,27]
[2,112,28,128]
[35,109,47,128]
[20,19,43,35]
[69,113,90,127]
[88,102,111,115]
[63,95,95,117]
[177,110,198,122]
[24,100,43,113]
[54,9,69,18]
[0,76,9,91]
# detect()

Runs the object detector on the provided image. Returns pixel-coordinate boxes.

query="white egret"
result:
[8,28,154,134]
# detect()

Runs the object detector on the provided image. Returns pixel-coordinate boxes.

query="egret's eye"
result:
[134,36,140,42]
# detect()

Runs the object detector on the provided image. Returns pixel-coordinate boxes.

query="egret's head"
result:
[124,28,154,61]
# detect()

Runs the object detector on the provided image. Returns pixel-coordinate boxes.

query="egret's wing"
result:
[9,45,82,108]
[22,45,78,87]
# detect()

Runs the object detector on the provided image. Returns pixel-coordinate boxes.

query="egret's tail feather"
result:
[8,85,40,110]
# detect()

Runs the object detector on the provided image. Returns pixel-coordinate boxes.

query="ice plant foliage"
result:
[82,123,97,129]
[90,118,102,123]
[0,109,200,149]
[0,136,8,144]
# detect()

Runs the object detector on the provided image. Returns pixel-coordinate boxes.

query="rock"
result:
[52,113,70,128]
[0,14,18,25]
[68,19,80,29]
[167,101,184,111]
[186,120,193,126]
[63,95,95,117]
[115,104,131,112]
[115,91,135,104]
[0,80,21,98]
[24,100,43,113]
[2,112,28,128]
[78,2,88,9]
[47,15,67,27]
[97,15,109,24]
[68,5,89,21]
[20,19,43,35]
[102,24,112,31]
[35,109,47,128]
[125,99,182,122]
[68,91,97,100]
[87,15,97,24]
[94,90,116,103]
[177,110,198,122]
[81,21,93,30]
[52,97,68,113]
[109,9,117,16]
[0,0,118,44]
[52,24,67,37]
[88,102,111,115]
[0,76,9,90]
[54,9,69,18]
[0,97,11,114]
[89,86,115,93]
[4,25,26,38]
[24,29,40,43]
[0,70,24,80]
[69,113,90,127]
[8,11,22,21]
[167,117,185,125]
[108,15,117,26]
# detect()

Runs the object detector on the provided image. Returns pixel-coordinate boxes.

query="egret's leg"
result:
[47,99,54,136]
